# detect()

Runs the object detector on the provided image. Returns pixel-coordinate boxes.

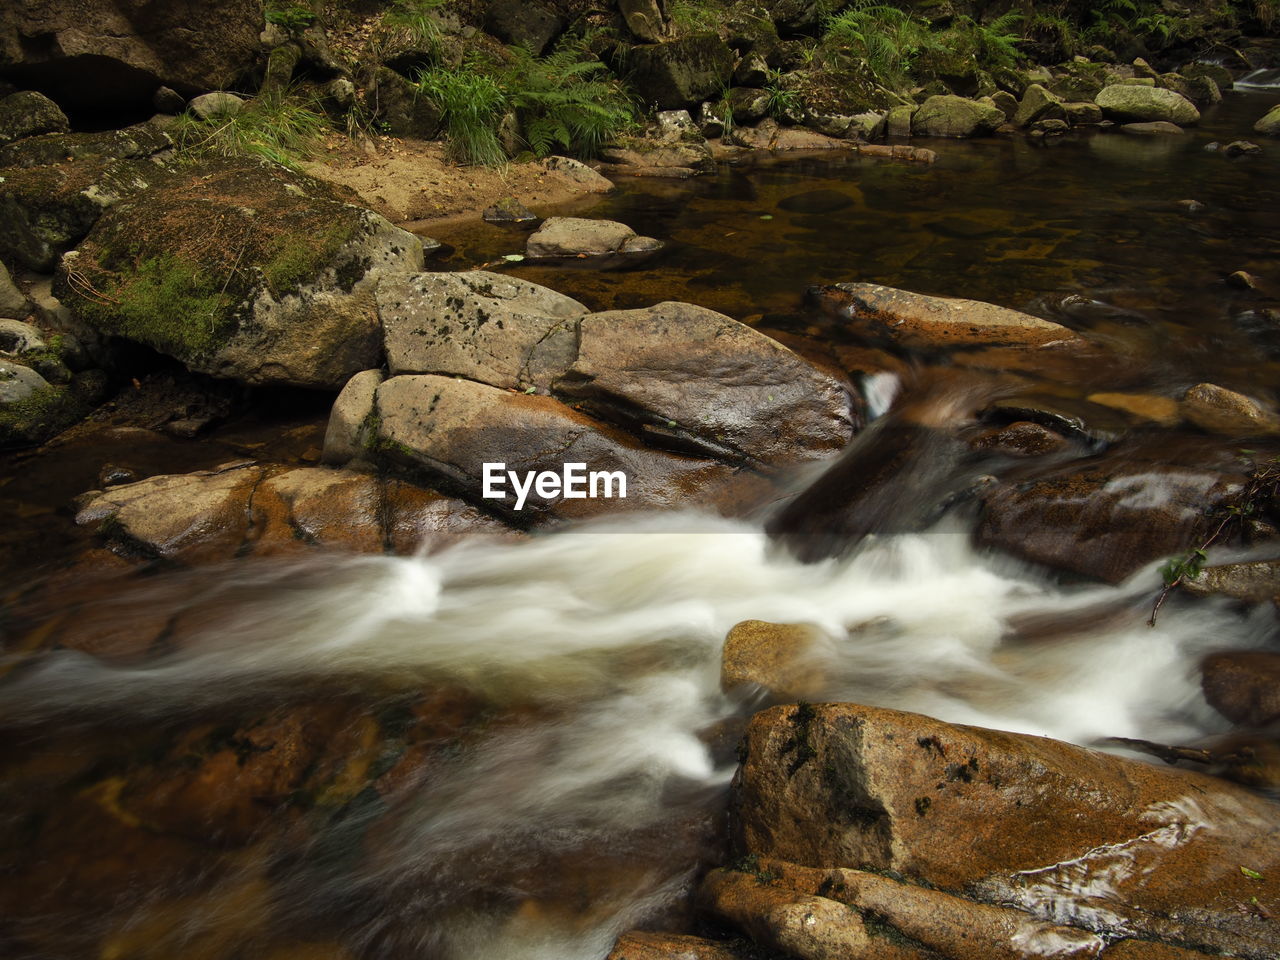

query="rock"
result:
[152,86,185,113]
[55,161,424,389]
[1048,61,1114,102]
[601,139,715,174]
[729,120,847,151]
[1181,382,1279,436]
[1031,117,1069,136]
[482,196,536,222]
[1228,270,1262,289]
[728,86,769,125]
[699,870,894,960]
[0,261,30,317]
[365,66,441,139]
[698,100,725,138]
[560,301,855,468]
[370,374,738,521]
[1160,73,1221,106]
[1102,942,1222,959]
[721,620,827,699]
[1120,121,1186,135]
[811,282,1080,350]
[0,122,172,169]
[606,932,748,960]
[733,55,769,88]
[0,90,69,145]
[1256,105,1280,137]
[979,463,1245,583]
[1012,83,1062,127]
[618,0,668,44]
[0,154,160,270]
[735,702,1280,958]
[1225,140,1263,157]
[886,104,915,138]
[188,91,244,119]
[1184,561,1280,606]
[654,109,697,141]
[627,35,735,111]
[526,216,642,258]
[379,271,585,389]
[542,155,615,192]
[0,0,263,103]
[729,860,1105,960]
[1095,84,1200,125]
[911,95,1004,138]
[322,369,384,465]
[0,356,50,403]
[1201,650,1280,726]
[970,420,1067,457]
[847,111,886,140]
[1063,101,1104,125]
[0,317,45,353]
[990,89,1018,120]
[483,0,563,56]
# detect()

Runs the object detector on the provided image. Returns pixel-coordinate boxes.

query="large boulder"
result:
[627,35,735,110]
[0,0,263,104]
[810,282,1081,350]
[1095,84,1200,125]
[482,0,564,56]
[559,302,855,468]
[0,121,171,168]
[379,271,585,390]
[369,374,742,521]
[911,95,1004,138]
[1256,105,1280,137]
[55,161,424,389]
[978,462,1246,583]
[734,702,1280,958]
[0,90,69,145]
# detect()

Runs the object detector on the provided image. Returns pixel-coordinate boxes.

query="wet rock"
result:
[1201,650,1280,727]
[482,196,536,222]
[1102,941,1223,959]
[56,161,424,389]
[735,702,1280,958]
[1030,117,1069,136]
[380,271,585,389]
[606,932,748,960]
[97,463,138,487]
[721,620,827,699]
[1225,140,1263,157]
[1184,560,1280,606]
[0,154,159,270]
[1255,105,1280,137]
[1086,391,1180,426]
[0,262,28,318]
[811,282,1080,350]
[560,301,855,468]
[729,119,848,151]
[1181,382,1279,436]
[979,463,1245,583]
[1120,121,1185,136]
[700,870,894,960]
[1161,73,1222,107]
[526,217,659,259]
[542,156,615,192]
[188,91,244,119]
[371,374,741,521]
[970,420,1067,457]
[1013,83,1063,127]
[0,90,69,145]
[1095,84,1199,125]
[601,139,716,174]
[742,860,1105,960]
[627,35,735,111]
[911,95,1005,138]
[886,103,915,137]
[1228,270,1263,289]
[323,369,384,465]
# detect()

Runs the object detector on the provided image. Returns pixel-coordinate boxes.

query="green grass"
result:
[172,88,327,169]
[416,61,509,165]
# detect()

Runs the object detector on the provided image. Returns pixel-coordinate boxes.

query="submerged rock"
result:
[55,161,424,389]
[1095,84,1199,125]
[734,702,1280,957]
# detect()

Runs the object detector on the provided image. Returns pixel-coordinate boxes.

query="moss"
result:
[0,384,88,447]
[75,253,237,360]
[262,219,360,298]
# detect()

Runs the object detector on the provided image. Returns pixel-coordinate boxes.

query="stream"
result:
[2,87,1280,960]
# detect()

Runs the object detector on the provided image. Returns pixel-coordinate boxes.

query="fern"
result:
[823,3,938,89]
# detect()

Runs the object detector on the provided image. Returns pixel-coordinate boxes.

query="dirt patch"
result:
[302,135,613,227]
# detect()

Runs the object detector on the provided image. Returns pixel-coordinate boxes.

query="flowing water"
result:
[3,90,1280,959]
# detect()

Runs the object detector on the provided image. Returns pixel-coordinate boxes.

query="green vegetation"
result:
[0,384,88,447]
[265,3,316,33]
[415,42,634,166]
[763,69,803,120]
[172,88,326,168]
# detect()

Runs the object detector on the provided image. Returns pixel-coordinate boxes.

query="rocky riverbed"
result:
[4,2,1280,959]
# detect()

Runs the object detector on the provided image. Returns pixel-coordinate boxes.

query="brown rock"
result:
[249,467,385,555]
[753,860,1104,960]
[605,931,750,960]
[1201,650,1280,727]
[978,463,1245,583]
[1182,382,1280,436]
[1101,941,1222,959]
[721,620,827,699]
[812,283,1080,350]
[734,702,1280,957]
[1183,559,1280,605]
[526,216,641,258]
[1087,392,1181,426]
[560,302,856,469]
[970,420,1067,457]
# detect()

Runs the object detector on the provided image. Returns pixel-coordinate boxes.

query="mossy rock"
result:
[0,363,89,448]
[54,160,425,389]
[0,122,172,169]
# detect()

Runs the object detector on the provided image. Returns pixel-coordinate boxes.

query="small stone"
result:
[1182,382,1279,436]
[152,86,185,113]
[0,318,45,353]
[971,420,1068,457]
[1087,391,1181,425]
[721,620,827,699]
[655,108,697,142]
[1224,140,1262,157]
[618,235,664,255]
[98,463,139,487]
[189,91,246,120]
[1227,270,1261,290]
